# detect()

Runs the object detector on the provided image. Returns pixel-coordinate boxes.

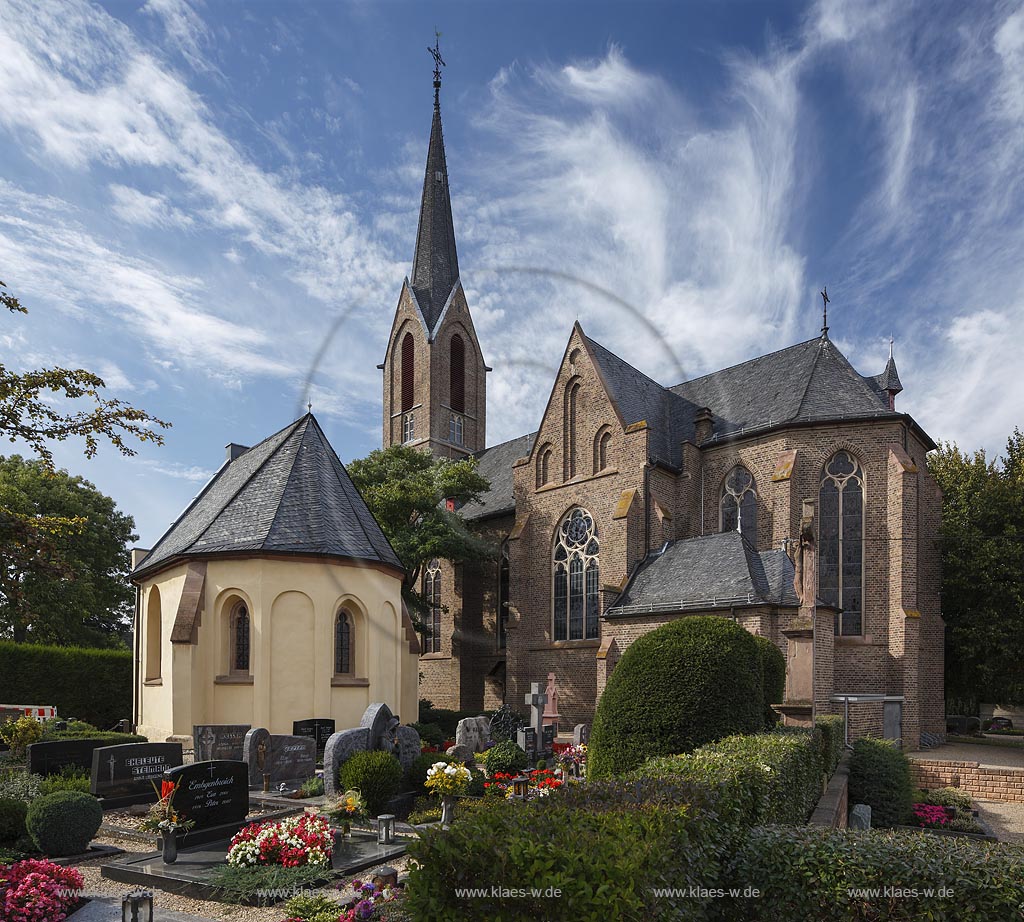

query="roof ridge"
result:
[474,430,538,459]
[262,415,318,550]
[140,416,304,568]
[669,335,822,391]
[312,415,404,567]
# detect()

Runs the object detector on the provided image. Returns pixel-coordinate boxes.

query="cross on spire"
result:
[428,31,445,105]
[820,286,830,336]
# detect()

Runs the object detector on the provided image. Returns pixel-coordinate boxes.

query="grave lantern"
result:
[121,890,153,922]
[512,774,529,799]
[373,865,399,888]
[377,813,396,844]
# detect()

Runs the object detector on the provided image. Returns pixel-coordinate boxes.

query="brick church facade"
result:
[380,72,945,748]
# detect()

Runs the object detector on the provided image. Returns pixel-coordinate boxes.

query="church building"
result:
[384,61,945,748]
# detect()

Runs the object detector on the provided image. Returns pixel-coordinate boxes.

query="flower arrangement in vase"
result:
[424,761,472,826]
[326,789,367,836]
[141,780,195,863]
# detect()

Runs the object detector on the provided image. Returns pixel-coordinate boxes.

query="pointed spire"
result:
[411,34,460,333]
[878,335,903,410]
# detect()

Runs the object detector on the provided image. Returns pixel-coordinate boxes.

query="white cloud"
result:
[110,184,193,229]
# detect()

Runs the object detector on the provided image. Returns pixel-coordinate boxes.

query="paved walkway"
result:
[910,741,1024,768]
[71,896,218,921]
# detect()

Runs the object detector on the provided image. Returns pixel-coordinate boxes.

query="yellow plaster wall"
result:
[136,556,417,740]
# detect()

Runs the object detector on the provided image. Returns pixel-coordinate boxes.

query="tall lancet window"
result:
[231,603,250,673]
[819,451,865,636]
[553,508,600,641]
[423,559,442,654]
[335,609,353,675]
[450,334,465,413]
[720,466,758,538]
[401,332,415,443]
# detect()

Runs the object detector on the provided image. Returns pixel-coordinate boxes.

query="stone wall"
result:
[910,759,1024,804]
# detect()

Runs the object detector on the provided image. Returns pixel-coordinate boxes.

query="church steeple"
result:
[380,38,488,460]
[411,37,460,334]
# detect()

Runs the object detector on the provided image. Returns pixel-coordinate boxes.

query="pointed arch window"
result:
[565,379,581,480]
[231,602,250,674]
[145,588,161,681]
[553,508,600,641]
[335,609,354,675]
[819,451,864,636]
[423,559,442,654]
[594,427,612,473]
[497,540,510,650]
[720,465,758,538]
[537,444,553,488]
[450,334,465,413]
[401,332,415,412]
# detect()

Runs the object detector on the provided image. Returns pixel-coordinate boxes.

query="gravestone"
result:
[361,702,401,753]
[445,744,474,765]
[541,724,555,758]
[90,742,183,807]
[163,760,248,838]
[293,718,336,753]
[323,728,370,797]
[517,727,537,763]
[27,738,107,777]
[242,727,271,788]
[268,734,317,785]
[488,704,523,743]
[193,725,250,762]
[524,683,547,743]
[455,716,492,753]
[395,725,421,772]
[542,673,560,731]
[849,803,872,830]
[573,724,589,746]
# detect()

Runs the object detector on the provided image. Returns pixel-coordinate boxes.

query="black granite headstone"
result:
[269,734,317,784]
[163,761,248,832]
[541,725,555,758]
[293,719,335,753]
[91,743,183,807]
[516,727,537,762]
[27,738,108,777]
[193,725,251,762]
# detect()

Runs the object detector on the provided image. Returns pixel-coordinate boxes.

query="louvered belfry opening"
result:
[450,333,465,412]
[401,332,415,412]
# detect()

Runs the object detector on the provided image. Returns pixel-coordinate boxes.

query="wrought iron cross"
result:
[428,31,446,96]
[820,286,830,336]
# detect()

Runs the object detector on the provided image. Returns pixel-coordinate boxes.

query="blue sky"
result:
[1,0,1022,546]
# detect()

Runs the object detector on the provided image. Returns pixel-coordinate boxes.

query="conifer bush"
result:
[337,751,404,818]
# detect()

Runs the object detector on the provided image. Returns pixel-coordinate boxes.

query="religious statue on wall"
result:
[790,499,817,610]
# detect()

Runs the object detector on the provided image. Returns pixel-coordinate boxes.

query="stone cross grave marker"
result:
[524,682,547,743]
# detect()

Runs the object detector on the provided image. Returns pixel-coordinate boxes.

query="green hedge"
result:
[634,724,831,827]
[815,715,845,777]
[720,826,1024,921]
[338,750,404,817]
[405,778,730,921]
[588,617,764,779]
[0,642,131,730]
[754,636,786,728]
[849,737,913,827]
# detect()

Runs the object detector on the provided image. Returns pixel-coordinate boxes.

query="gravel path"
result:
[909,742,1024,768]
[973,801,1024,844]
[74,831,413,922]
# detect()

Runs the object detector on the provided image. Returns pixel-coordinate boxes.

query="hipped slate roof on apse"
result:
[133,414,402,578]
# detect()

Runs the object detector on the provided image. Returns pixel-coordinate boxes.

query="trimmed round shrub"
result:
[26,790,102,856]
[484,740,528,775]
[406,752,453,795]
[754,635,786,728]
[338,751,404,817]
[588,616,764,779]
[848,737,913,827]
[0,796,28,842]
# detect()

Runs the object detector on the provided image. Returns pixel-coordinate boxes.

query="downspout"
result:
[644,460,651,555]
[132,583,140,732]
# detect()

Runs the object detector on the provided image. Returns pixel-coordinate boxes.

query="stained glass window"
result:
[233,604,250,672]
[423,559,442,654]
[552,508,600,640]
[720,465,758,538]
[819,451,865,636]
[335,611,352,675]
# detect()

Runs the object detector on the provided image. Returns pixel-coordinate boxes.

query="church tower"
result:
[381,44,488,459]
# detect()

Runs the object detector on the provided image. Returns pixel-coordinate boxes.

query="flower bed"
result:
[483,768,569,799]
[280,877,405,922]
[227,814,333,868]
[1,858,84,922]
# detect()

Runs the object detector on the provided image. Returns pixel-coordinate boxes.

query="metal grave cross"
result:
[525,682,547,738]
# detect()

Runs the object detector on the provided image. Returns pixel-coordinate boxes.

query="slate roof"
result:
[606,531,799,616]
[459,432,537,521]
[410,93,460,334]
[133,414,403,578]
